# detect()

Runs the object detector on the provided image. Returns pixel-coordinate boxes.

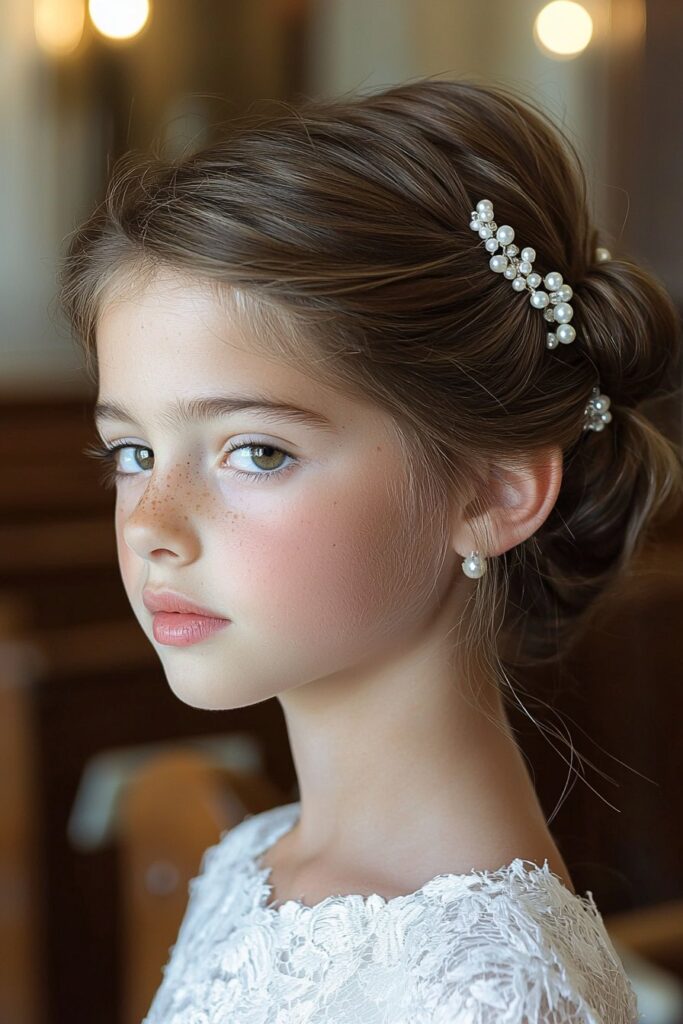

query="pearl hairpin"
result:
[468,198,613,433]
[469,198,579,349]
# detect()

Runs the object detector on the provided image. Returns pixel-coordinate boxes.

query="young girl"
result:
[59,78,682,1022]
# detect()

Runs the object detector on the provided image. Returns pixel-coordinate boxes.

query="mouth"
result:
[149,609,232,647]
[142,587,231,647]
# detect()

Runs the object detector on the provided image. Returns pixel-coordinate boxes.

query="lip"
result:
[142,587,228,619]
[151,612,230,647]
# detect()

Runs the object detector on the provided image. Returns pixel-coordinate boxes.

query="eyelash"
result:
[82,436,297,489]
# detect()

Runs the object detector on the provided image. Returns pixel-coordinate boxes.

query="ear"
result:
[452,445,563,558]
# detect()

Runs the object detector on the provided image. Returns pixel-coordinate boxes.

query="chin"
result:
[159,662,279,712]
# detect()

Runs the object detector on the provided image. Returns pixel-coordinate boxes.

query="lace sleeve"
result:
[429,949,602,1023]
[417,863,639,1024]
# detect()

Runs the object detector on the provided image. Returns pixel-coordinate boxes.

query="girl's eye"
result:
[82,441,153,490]
[82,437,297,490]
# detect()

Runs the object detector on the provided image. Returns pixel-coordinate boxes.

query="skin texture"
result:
[96,266,574,906]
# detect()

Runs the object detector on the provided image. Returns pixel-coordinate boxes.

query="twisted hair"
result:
[58,77,683,705]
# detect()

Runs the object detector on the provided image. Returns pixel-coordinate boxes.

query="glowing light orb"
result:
[534,1,593,58]
[88,0,150,41]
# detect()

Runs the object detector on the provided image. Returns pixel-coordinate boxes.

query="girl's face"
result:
[95,268,452,710]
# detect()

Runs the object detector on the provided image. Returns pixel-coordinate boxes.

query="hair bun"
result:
[572,253,680,412]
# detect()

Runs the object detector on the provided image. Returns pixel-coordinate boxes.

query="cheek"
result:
[227,471,427,647]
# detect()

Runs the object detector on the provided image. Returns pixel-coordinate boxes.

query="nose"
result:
[118,470,201,564]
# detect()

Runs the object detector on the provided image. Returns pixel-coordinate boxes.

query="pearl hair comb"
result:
[468,198,613,434]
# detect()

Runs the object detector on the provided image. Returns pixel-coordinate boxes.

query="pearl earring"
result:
[461,550,487,578]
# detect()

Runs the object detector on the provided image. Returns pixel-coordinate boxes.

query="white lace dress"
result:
[142,800,639,1023]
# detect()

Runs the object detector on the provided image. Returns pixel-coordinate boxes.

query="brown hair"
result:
[58,77,683,704]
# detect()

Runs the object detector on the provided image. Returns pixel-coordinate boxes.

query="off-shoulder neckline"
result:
[242,800,582,919]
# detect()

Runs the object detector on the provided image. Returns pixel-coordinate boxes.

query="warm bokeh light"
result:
[34,0,86,57]
[88,0,150,41]
[534,1,594,58]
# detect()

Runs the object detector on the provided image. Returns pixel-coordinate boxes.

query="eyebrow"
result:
[93,394,337,433]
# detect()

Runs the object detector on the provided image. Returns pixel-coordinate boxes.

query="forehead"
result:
[95,269,330,409]
[93,268,401,445]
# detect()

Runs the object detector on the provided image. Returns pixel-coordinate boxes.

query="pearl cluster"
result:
[583,386,612,432]
[469,198,576,349]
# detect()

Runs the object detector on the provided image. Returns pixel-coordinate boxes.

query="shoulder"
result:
[408,859,639,1024]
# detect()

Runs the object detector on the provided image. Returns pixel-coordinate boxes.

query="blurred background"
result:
[1,1,682,1023]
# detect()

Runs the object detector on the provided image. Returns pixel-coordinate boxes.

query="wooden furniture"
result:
[117,750,285,1024]
[607,899,683,979]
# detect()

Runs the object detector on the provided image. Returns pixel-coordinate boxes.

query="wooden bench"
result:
[116,749,286,1023]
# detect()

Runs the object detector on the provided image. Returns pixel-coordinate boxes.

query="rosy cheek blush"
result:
[221,466,417,664]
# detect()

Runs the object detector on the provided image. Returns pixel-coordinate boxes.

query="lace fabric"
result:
[142,801,639,1023]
